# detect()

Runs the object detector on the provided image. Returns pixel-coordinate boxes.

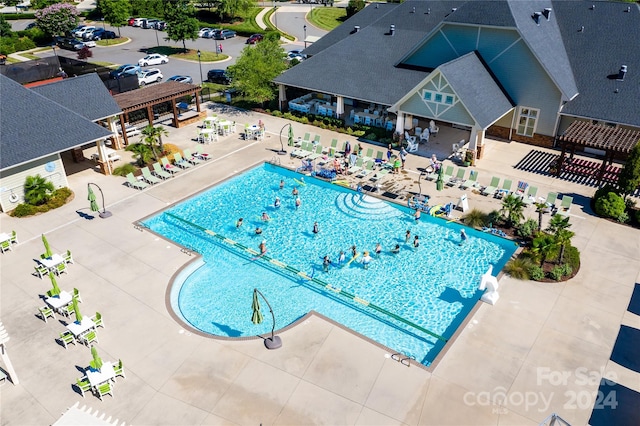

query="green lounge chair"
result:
[496,179,512,198]
[481,177,500,196]
[446,168,466,186]
[556,195,573,216]
[126,173,149,190]
[521,186,538,205]
[160,157,178,174]
[141,167,161,185]
[291,141,311,158]
[460,170,479,189]
[152,162,172,179]
[76,377,91,397]
[173,153,193,169]
[362,148,374,162]
[544,192,558,208]
[370,168,390,182]
[441,165,454,183]
[302,132,311,142]
[356,160,375,178]
[193,145,211,160]
[183,149,202,165]
[306,144,324,161]
[347,158,364,174]
[327,139,339,156]
[39,306,56,323]
[313,135,321,144]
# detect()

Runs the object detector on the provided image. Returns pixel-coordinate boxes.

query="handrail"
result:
[163,212,448,343]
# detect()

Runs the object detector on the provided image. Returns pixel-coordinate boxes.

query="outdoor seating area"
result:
[125,148,211,191]
[0,230,17,253]
[288,93,332,114]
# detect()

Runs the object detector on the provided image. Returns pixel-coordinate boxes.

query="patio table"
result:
[39,253,65,271]
[66,318,96,338]
[45,290,72,312]
[86,362,116,389]
[0,233,10,244]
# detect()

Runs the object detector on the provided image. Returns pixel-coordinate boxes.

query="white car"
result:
[73,26,95,38]
[132,18,145,27]
[138,68,163,86]
[198,28,212,37]
[138,53,169,66]
[82,39,96,48]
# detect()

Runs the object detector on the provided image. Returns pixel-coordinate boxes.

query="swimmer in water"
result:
[414,209,421,221]
[459,229,468,245]
[312,221,319,234]
[391,244,400,254]
[259,240,267,254]
[338,250,345,264]
[413,235,420,248]
[362,251,372,269]
[405,229,411,244]
[279,180,285,190]
[374,243,382,257]
[255,227,262,235]
[295,197,301,209]
[274,197,281,208]
[322,255,331,272]
[351,245,357,258]
[292,187,299,196]
[261,212,270,221]
[236,218,243,228]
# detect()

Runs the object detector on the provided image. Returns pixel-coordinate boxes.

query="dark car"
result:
[246,34,264,44]
[85,28,116,40]
[57,37,85,51]
[213,29,236,40]
[109,64,141,79]
[155,21,167,31]
[207,69,231,84]
[143,19,159,29]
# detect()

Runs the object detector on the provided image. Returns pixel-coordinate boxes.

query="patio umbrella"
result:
[288,124,294,147]
[90,345,103,371]
[436,165,444,191]
[72,297,83,323]
[251,289,263,325]
[42,234,52,258]
[88,185,99,213]
[48,272,61,297]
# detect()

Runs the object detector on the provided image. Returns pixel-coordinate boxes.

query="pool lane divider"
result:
[164,212,447,343]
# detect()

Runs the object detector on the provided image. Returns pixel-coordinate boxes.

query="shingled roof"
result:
[0,75,112,171]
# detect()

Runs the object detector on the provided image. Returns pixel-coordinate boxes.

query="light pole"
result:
[303,25,307,48]
[197,50,203,86]
[273,4,278,29]
[154,25,159,46]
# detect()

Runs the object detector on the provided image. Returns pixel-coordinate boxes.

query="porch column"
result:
[336,96,344,118]
[171,99,179,127]
[474,128,486,160]
[119,113,130,146]
[395,111,405,134]
[96,139,112,175]
[278,84,287,112]
[108,116,123,150]
[147,105,154,125]
[194,91,201,112]
[404,114,414,130]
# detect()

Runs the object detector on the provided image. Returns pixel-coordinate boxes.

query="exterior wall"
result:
[487,125,554,147]
[0,154,68,212]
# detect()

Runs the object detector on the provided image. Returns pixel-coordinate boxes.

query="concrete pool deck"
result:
[1,105,639,425]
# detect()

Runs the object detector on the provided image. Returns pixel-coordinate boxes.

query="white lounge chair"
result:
[429,120,439,136]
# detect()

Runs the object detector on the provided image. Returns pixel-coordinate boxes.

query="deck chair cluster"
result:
[125,147,211,190]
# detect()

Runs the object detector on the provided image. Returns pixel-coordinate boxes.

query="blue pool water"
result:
[143,163,517,366]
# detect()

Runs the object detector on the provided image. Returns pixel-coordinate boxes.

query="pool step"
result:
[334,193,401,221]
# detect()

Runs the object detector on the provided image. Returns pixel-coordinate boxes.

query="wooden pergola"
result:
[113,81,203,145]
[557,121,640,184]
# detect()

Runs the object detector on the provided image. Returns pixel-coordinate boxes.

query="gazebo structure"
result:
[556,121,640,185]
[112,82,203,146]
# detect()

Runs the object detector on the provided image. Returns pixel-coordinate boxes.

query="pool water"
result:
[143,163,517,366]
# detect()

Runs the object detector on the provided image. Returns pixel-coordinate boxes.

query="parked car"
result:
[132,18,145,27]
[87,28,116,40]
[202,28,220,39]
[167,75,193,84]
[72,26,95,38]
[138,68,163,86]
[287,49,307,62]
[246,34,264,44]
[109,64,141,79]
[57,37,86,51]
[213,29,236,40]
[138,53,169,66]
[198,28,212,37]
[207,69,231,84]
[143,19,159,29]
[82,39,96,48]
[70,24,86,35]
[155,21,167,31]
[128,17,136,26]
[25,22,37,30]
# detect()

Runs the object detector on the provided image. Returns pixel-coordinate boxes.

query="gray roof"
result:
[0,75,113,171]
[554,1,640,127]
[32,73,122,122]
[438,52,514,128]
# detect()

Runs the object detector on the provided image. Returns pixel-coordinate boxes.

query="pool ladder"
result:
[269,156,281,166]
[391,353,415,367]
[180,244,197,256]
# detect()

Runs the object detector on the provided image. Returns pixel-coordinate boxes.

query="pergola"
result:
[113,81,203,145]
[557,121,640,184]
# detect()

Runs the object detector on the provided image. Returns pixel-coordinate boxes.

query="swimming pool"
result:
[143,163,517,366]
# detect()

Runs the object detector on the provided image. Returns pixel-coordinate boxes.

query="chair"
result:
[522,186,538,206]
[160,157,178,174]
[362,148,374,162]
[58,304,74,317]
[419,131,430,143]
[183,149,202,165]
[385,120,394,131]
[55,262,68,276]
[406,138,419,153]
[76,377,92,397]
[496,179,513,198]
[173,153,193,169]
[447,168,466,186]
[347,158,364,174]
[441,165,454,183]
[370,168,390,182]
[412,118,419,129]
[96,382,114,401]
[91,312,104,328]
[34,264,48,279]
[313,135,321,144]
[141,167,162,185]
[482,177,500,196]
[64,249,74,264]
[126,173,149,190]
[59,331,76,349]
[73,288,82,303]
[429,120,440,136]
[356,161,375,178]
[404,131,416,145]
[38,306,56,323]
[306,144,324,161]
[460,170,479,189]
[544,192,558,208]
[302,133,311,142]
[0,240,11,253]
[80,331,98,346]
[364,116,372,126]
[556,196,573,216]
[114,359,125,379]
[516,181,529,195]
[10,230,18,244]
[193,145,211,161]
[152,162,172,179]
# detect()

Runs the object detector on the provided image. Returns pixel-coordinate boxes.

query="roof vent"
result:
[542,8,552,20]
[427,7,431,14]
[375,3,378,9]
[618,65,627,80]
[354,25,360,33]
[411,7,415,13]
[590,4,595,10]
[579,25,584,32]
[389,24,395,36]
[626,6,631,12]
[533,11,542,25]
[451,8,457,13]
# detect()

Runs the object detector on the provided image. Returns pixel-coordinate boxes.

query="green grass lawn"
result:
[96,37,129,47]
[19,52,40,60]
[146,46,229,62]
[309,7,347,31]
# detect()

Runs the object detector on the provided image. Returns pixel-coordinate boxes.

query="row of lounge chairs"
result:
[126,147,210,190]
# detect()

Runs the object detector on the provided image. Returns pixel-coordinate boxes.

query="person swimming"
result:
[362,251,372,269]
[351,245,357,258]
[295,197,301,208]
[338,250,345,264]
[405,229,411,243]
[414,209,421,221]
[261,212,270,221]
[259,240,267,254]
[460,229,468,245]
[274,197,281,208]
[322,255,331,272]
[255,227,262,235]
[374,243,382,256]
[413,235,420,248]
[236,218,243,228]
[292,187,299,196]
[312,221,319,234]
[279,180,285,190]
[391,244,400,254]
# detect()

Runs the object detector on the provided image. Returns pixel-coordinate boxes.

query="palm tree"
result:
[554,229,575,264]
[24,175,54,206]
[531,234,558,266]
[140,125,168,160]
[125,143,154,167]
[534,202,547,231]
[546,214,571,235]
[500,194,525,228]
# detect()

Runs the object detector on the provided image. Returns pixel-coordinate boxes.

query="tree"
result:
[140,124,168,160]
[617,142,640,199]
[531,234,557,266]
[125,143,154,167]
[554,229,575,264]
[215,0,253,21]
[35,3,79,37]
[24,174,54,206]
[346,0,365,18]
[227,39,287,105]
[98,0,132,37]
[534,202,547,231]
[499,194,525,228]
[546,214,571,235]
[130,0,163,18]
[0,14,12,38]
[164,0,199,52]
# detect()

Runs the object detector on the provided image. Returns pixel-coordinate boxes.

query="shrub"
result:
[486,210,503,227]
[528,265,545,281]
[516,218,538,239]
[563,245,580,270]
[617,211,629,223]
[162,143,181,161]
[550,266,565,281]
[10,187,72,217]
[462,208,487,229]
[594,191,626,219]
[593,184,620,201]
[112,163,136,176]
[504,257,533,280]
[560,263,573,277]
[11,203,38,217]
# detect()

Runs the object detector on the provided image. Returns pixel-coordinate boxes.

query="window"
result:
[434,94,442,103]
[516,107,538,137]
[445,95,454,105]
[422,90,455,105]
[423,92,432,101]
